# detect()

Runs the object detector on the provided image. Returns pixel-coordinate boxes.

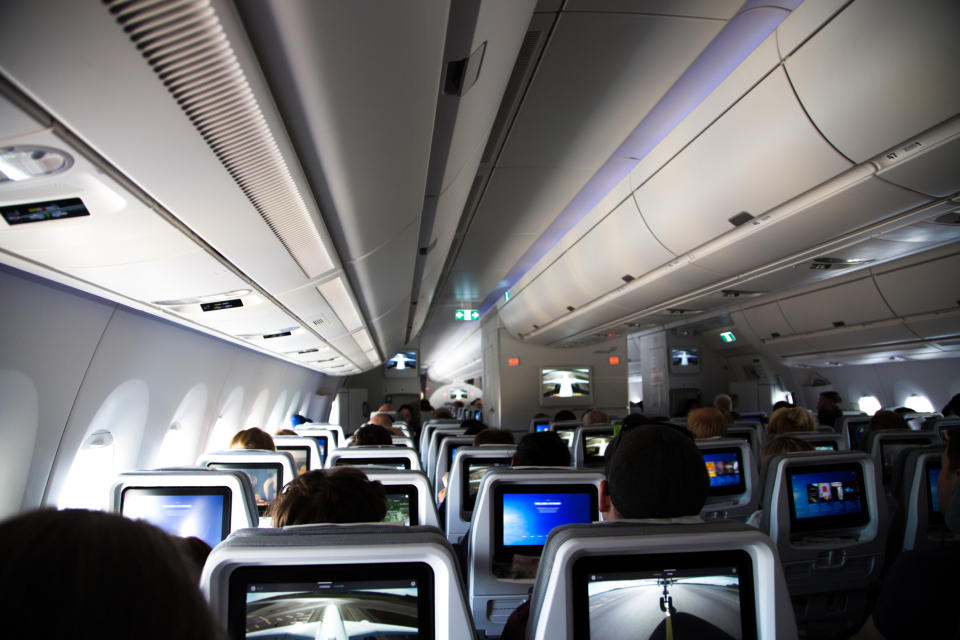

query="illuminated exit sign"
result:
[720,331,736,343]
[454,309,480,321]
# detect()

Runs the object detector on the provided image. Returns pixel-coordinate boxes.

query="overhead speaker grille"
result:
[104,0,333,279]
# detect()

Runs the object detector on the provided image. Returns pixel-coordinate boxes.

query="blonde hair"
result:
[229,427,275,451]
[767,407,816,436]
[687,408,728,439]
[759,436,815,462]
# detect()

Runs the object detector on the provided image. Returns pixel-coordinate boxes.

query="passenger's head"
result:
[290,414,308,427]
[0,509,225,639]
[229,427,275,451]
[397,404,414,424]
[868,410,909,432]
[274,428,298,436]
[818,391,843,409]
[352,423,393,446]
[581,409,608,426]
[767,407,817,436]
[420,399,433,411]
[759,436,815,462]
[942,393,960,417]
[513,432,571,467]
[269,467,386,527]
[554,409,577,422]
[771,400,793,412]
[461,419,486,435]
[938,433,960,524]
[713,393,733,412]
[377,403,394,412]
[473,428,515,446]
[686,408,728,439]
[369,412,394,429]
[432,407,453,420]
[601,423,708,520]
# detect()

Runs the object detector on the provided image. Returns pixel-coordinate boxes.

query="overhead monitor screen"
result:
[787,464,869,532]
[385,351,418,378]
[703,449,745,497]
[277,446,309,475]
[383,485,418,526]
[121,486,231,549]
[228,562,435,639]
[334,457,411,470]
[540,367,592,406]
[669,348,700,374]
[571,550,757,640]
[207,463,281,516]
[492,484,597,578]
[461,457,512,513]
[583,433,614,467]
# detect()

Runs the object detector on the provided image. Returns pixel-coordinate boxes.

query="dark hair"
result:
[759,436,815,462]
[771,400,793,412]
[230,427,276,451]
[0,509,225,639]
[942,394,960,417]
[274,428,298,436]
[420,399,433,411]
[868,410,909,431]
[352,423,393,446]
[819,391,843,404]
[269,468,386,527]
[432,408,453,419]
[175,536,213,583]
[947,433,960,472]
[554,409,577,422]
[461,419,486,435]
[473,428,515,446]
[513,432,571,467]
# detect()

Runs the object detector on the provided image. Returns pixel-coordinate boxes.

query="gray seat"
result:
[200,524,477,639]
[548,420,581,453]
[197,449,297,518]
[467,467,603,637]
[895,445,950,552]
[444,445,516,543]
[361,468,440,528]
[527,521,797,640]
[778,430,848,452]
[292,426,340,465]
[726,424,761,455]
[325,445,421,471]
[922,415,960,438]
[300,422,345,448]
[433,436,475,499]
[426,426,466,483]
[571,424,614,468]
[418,419,461,458]
[837,415,871,449]
[860,429,940,485]
[273,434,324,472]
[695,437,760,522]
[759,450,887,637]
[111,467,258,545]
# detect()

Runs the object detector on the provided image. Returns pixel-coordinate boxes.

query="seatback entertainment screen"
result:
[787,463,869,532]
[121,486,231,549]
[207,462,282,516]
[703,449,745,498]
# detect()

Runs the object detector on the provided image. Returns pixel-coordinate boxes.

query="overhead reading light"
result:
[0,146,73,182]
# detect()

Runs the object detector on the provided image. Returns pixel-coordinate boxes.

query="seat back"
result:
[779,430,848,452]
[527,521,797,640]
[861,430,940,485]
[273,435,323,473]
[419,419,461,455]
[426,427,467,483]
[433,436,476,498]
[726,425,761,454]
[529,417,552,433]
[391,435,416,448]
[897,445,950,551]
[759,450,887,636]
[200,524,477,639]
[444,445,516,543]
[837,415,871,449]
[292,426,339,465]
[325,445,422,471]
[197,450,297,518]
[361,468,440,528]
[301,422,345,447]
[548,420,581,452]
[696,438,760,521]
[468,467,603,637]
[111,468,258,546]
[923,415,960,438]
[572,424,615,468]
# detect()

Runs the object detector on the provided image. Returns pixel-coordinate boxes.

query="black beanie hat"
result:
[604,423,708,519]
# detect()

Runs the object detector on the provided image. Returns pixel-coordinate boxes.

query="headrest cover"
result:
[605,424,708,518]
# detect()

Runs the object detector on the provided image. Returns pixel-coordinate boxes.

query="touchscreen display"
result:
[501,492,593,547]
[383,485,418,526]
[787,465,868,531]
[583,434,613,465]
[278,446,309,475]
[703,449,744,497]
[461,458,511,512]
[208,463,281,515]
[121,487,230,549]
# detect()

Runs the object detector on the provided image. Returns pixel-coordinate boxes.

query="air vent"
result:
[728,211,754,227]
[262,328,296,339]
[481,30,543,165]
[832,321,846,328]
[934,211,960,225]
[297,348,319,354]
[201,298,242,312]
[566,305,575,312]
[622,275,634,283]
[104,0,333,278]
[444,41,486,97]
[771,332,781,338]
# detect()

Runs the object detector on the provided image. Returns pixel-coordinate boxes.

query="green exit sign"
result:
[455,309,480,321]
[720,331,736,343]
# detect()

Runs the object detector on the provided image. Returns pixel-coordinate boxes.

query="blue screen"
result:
[790,469,862,519]
[502,492,592,546]
[930,468,941,512]
[123,492,225,548]
[536,424,550,432]
[704,451,741,487]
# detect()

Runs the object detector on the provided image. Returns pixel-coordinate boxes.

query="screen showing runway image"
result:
[584,435,613,463]
[243,578,422,639]
[335,458,411,470]
[501,491,592,547]
[464,460,510,511]
[788,467,867,530]
[208,463,281,512]
[121,487,229,549]
[704,450,744,497]
[585,566,745,640]
[541,367,591,398]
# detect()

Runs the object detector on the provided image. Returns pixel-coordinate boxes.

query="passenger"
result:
[376,402,394,412]
[369,411,402,435]
[461,418,487,436]
[771,400,793,412]
[758,436,815,463]
[686,407,728,439]
[713,393,738,424]
[767,406,817,437]
[229,427,276,451]
[682,397,702,416]
[512,431,571,467]
[351,423,393,446]
[942,393,960,417]
[868,410,909,431]
[473,428,515,446]
[0,509,225,639]
[501,424,708,639]
[290,413,308,427]
[397,403,415,425]
[175,536,214,583]
[581,408,608,426]
[274,428,297,436]
[554,409,577,422]
[817,390,844,427]
[432,407,454,420]
[269,467,387,527]
[850,433,960,639]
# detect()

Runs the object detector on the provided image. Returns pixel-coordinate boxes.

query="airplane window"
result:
[328,394,341,426]
[57,430,116,510]
[155,422,187,467]
[904,394,935,414]
[857,396,882,415]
